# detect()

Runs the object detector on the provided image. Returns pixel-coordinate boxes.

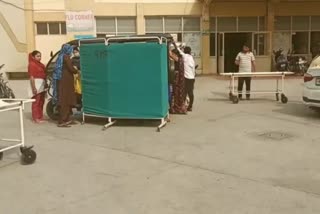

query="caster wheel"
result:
[276,93,279,101]
[281,94,288,104]
[232,96,239,104]
[0,152,3,160]
[21,149,37,165]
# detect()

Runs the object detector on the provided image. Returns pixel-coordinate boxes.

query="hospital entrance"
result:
[218,32,252,73]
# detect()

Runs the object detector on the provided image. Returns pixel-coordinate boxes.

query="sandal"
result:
[33,119,46,124]
[57,123,71,128]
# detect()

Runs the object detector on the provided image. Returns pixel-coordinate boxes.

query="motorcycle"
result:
[273,49,288,71]
[0,64,15,98]
[287,50,308,76]
[297,56,308,74]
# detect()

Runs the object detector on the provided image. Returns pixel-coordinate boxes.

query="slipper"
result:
[33,120,46,124]
[66,120,78,125]
[57,123,71,128]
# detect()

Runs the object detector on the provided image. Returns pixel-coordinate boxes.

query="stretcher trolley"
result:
[220,72,294,104]
[0,99,37,164]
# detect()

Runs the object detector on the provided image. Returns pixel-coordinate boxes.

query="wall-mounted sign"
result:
[66,10,95,33]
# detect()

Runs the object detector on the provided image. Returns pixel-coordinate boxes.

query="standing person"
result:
[71,47,81,70]
[235,44,256,100]
[71,47,82,110]
[53,44,78,127]
[177,46,195,112]
[28,50,46,123]
[169,49,187,114]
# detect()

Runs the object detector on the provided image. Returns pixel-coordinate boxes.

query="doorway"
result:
[223,33,252,73]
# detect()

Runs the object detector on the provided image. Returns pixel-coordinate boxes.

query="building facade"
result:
[0,0,28,75]
[2,0,320,75]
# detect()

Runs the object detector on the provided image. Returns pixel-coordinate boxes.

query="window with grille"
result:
[145,17,163,33]
[217,17,237,32]
[145,16,201,57]
[274,16,320,55]
[311,16,320,31]
[145,16,200,33]
[35,22,66,35]
[292,16,309,31]
[275,16,291,31]
[183,18,200,32]
[238,17,258,32]
[96,17,136,37]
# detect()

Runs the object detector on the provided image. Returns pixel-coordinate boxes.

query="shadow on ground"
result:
[78,116,164,128]
[209,91,281,104]
[273,102,320,120]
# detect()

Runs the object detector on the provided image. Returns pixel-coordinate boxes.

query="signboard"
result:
[66,11,95,33]
[171,34,178,42]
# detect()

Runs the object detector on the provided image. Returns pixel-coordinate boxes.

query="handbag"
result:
[74,74,82,94]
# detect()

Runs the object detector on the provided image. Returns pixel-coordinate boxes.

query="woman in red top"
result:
[28,50,46,123]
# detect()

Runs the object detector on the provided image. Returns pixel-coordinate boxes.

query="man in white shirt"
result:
[235,44,256,100]
[178,46,196,111]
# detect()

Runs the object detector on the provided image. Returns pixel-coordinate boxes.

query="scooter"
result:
[273,49,288,71]
[0,64,15,98]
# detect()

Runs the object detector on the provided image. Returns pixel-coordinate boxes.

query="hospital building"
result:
[1,0,320,77]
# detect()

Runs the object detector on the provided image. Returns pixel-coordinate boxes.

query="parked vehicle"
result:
[303,56,320,112]
[273,49,288,71]
[0,64,15,98]
[287,50,308,76]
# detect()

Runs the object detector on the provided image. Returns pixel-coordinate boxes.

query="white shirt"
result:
[178,49,196,79]
[236,52,255,73]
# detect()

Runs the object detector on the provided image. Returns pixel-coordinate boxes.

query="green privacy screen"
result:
[80,43,109,117]
[80,42,169,119]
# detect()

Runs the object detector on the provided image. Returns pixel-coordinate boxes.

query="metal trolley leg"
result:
[157,117,167,132]
[280,73,288,104]
[230,75,239,104]
[81,112,85,125]
[103,118,117,131]
[19,105,25,147]
[276,79,280,101]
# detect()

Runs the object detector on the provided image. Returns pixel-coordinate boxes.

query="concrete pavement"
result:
[1,76,320,214]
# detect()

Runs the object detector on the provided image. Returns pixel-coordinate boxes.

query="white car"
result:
[303,56,320,111]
